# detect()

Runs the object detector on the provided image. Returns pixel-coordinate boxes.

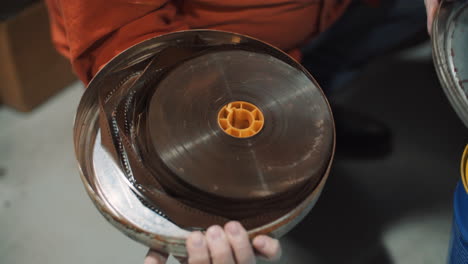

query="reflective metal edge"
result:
[462,145,468,193]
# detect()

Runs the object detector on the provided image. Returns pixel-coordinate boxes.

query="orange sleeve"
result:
[45,0,188,84]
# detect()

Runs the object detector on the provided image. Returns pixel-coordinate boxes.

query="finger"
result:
[224,221,255,264]
[205,225,236,264]
[425,0,439,34]
[252,235,282,261]
[186,231,209,264]
[144,249,168,264]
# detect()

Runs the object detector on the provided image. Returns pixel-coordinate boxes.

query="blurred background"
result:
[0,1,466,263]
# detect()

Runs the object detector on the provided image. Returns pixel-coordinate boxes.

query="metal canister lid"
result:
[432,0,468,127]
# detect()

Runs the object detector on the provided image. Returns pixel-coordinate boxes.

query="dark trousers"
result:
[301,0,427,95]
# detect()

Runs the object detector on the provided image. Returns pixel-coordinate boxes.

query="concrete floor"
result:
[0,42,466,264]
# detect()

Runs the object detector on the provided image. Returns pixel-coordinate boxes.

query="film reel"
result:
[74,30,335,256]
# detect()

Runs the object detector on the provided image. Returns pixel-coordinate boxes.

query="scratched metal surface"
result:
[433,0,468,127]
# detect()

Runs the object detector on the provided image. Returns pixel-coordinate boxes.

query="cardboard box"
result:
[0,1,76,112]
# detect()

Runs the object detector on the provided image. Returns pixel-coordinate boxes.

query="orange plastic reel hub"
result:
[217,101,264,138]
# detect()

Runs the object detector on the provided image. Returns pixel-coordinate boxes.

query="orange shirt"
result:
[45,0,351,84]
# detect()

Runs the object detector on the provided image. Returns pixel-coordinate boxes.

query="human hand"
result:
[144,221,282,264]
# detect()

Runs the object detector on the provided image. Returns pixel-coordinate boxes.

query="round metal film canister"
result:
[73,30,335,257]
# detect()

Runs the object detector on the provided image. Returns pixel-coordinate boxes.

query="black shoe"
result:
[332,106,392,159]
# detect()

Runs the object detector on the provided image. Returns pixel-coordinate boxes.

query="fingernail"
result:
[255,237,266,249]
[208,226,221,240]
[191,232,204,248]
[226,222,240,236]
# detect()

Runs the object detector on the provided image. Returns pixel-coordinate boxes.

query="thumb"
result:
[253,235,282,261]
